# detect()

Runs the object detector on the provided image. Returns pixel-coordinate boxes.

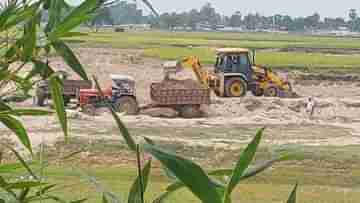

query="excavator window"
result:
[215,53,251,75]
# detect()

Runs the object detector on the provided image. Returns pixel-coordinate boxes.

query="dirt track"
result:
[2,47,360,153]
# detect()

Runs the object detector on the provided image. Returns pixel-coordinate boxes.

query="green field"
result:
[20,143,360,203]
[68,30,360,72]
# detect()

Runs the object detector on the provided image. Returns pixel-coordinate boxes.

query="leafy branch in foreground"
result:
[0,0,106,151]
[141,128,298,203]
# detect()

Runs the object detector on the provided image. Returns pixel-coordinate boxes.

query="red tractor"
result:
[78,74,139,115]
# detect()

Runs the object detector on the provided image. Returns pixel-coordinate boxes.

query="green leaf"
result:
[27,60,55,80]
[49,75,68,140]
[70,198,88,203]
[2,4,38,31]
[0,101,11,111]
[102,194,109,203]
[49,16,93,39]
[61,149,85,160]
[128,160,152,203]
[223,128,265,203]
[51,40,88,80]
[287,183,298,203]
[35,184,57,196]
[144,144,222,203]
[58,32,88,38]
[0,109,53,116]
[0,115,32,154]
[93,77,136,151]
[45,0,64,32]
[5,181,45,190]
[209,155,284,180]
[0,163,23,173]
[49,0,98,38]
[7,146,38,180]
[23,11,40,61]
[0,3,17,29]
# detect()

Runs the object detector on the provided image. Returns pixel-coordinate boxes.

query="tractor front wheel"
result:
[114,96,139,115]
[225,78,247,97]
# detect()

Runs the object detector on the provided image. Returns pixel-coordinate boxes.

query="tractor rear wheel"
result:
[264,86,279,97]
[179,105,202,118]
[114,96,139,115]
[225,78,247,97]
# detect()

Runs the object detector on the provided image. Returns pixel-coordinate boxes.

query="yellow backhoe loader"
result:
[181,48,295,98]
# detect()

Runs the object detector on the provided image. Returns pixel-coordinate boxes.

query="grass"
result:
[144,46,360,71]
[66,30,360,72]
[69,30,360,50]
[22,143,360,203]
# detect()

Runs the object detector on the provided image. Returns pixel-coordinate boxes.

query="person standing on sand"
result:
[306,97,316,118]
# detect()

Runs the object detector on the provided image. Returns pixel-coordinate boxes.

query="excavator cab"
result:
[213,48,254,97]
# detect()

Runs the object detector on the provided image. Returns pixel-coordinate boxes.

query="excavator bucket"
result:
[278,83,299,98]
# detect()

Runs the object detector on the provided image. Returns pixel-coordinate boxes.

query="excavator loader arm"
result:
[181,56,211,87]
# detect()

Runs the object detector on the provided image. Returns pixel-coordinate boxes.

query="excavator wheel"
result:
[179,105,202,118]
[114,96,139,115]
[264,86,279,97]
[251,86,264,97]
[225,78,247,97]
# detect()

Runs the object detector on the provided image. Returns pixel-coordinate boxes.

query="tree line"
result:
[90,1,360,32]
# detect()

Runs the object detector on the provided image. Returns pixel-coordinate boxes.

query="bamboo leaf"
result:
[0,109,53,116]
[223,128,265,203]
[0,163,23,173]
[93,77,137,151]
[5,181,45,190]
[51,40,88,80]
[287,183,298,203]
[49,75,68,140]
[7,146,38,180]
[70,198,88,203]
[144,144,222,203]
[27,60,55,80]
[128,160,152,203]
[102,194,109,203]
[45,0,63,32]
[0,115,32,154]
[2,4,38,31]
[48,0,98,39]
[23,11,40,61]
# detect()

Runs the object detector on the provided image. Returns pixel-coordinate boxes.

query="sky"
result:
[70,0,359,19]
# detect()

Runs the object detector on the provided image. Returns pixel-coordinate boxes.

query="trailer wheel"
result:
[35,89,47,106]
[179,105,202,118]
[115,96,139,115]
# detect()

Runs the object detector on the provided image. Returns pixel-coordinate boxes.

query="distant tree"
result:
[349,9,357,21]
[304,13,320,30]
[229,11,242,27]
[281,15,293,30]
[199,2,220,29]
[288,17,305,31]
[349,9,358,31]
[187,9,201,30]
